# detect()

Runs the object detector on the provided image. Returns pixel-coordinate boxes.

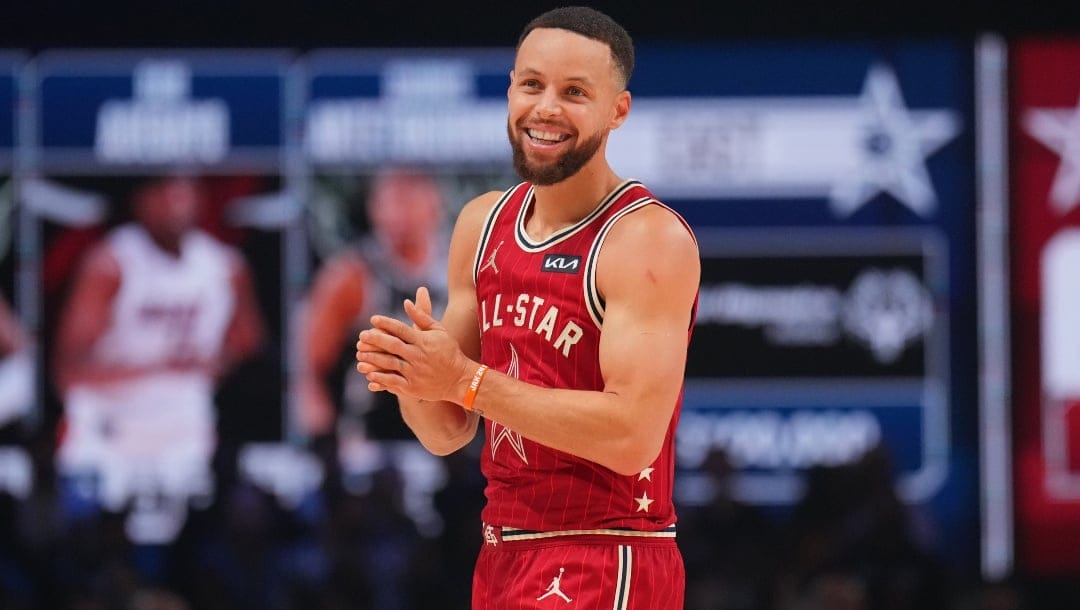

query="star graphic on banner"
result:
[830,64,961,218]
[1024,95,1080,215]
[637,467,654,481]
[634,492,654,513]
[490,344,528,464]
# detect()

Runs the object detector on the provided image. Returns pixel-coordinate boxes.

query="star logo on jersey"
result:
[1024,94,1080,214]
[635,491,654,513]
[830,65,961,218]
[637,467,654,481]
[490,344,528,464]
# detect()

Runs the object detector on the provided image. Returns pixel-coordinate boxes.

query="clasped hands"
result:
[355,286,471,405]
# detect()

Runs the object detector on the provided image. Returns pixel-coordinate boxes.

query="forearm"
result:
[456,363,660,476]
[56,359,180,392]
[56,348,223,392]
[398,394,479,456]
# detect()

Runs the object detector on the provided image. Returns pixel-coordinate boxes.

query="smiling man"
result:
[355,7,700,609]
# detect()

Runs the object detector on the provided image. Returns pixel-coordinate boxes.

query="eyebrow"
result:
[517,67,595,86]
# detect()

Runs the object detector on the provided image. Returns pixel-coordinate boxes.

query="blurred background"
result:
[0,1,1079,609]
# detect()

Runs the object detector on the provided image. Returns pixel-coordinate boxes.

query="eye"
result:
[521,78,541,89]
[566,86,586,97]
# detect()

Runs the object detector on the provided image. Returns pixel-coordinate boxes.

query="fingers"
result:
[360,369,405,394]
[368,313,424,345]
[359,321,414,354]
[356,349,403,373]
[404,298,439,331]
[415,286,432,316]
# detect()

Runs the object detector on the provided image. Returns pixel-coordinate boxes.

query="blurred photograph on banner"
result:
[1012,37,1080,573]
[294,51,517,539]
[28,51,291,547]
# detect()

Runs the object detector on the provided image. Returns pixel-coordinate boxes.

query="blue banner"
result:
[0,54,17,168]
[303,49,514,169]
[622,42,977,565]
[35,51,290,172]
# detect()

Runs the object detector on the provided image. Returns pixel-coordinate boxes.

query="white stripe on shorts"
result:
[613,544,632,610]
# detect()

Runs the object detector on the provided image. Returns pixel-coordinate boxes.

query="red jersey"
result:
[471,179,695,536]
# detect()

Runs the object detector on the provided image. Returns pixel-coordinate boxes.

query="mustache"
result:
[513,118,574,134]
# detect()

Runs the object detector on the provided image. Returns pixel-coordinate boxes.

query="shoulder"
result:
[458,189,507,225]
[604,201,697,259]
[78,238,123,281]
[189,230,254,282]
[450,189,507,242]
[312,249,368,292]
[597,202,699,294]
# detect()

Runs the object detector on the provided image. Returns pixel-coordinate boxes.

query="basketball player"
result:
[356,7,700,609]
[53,173,265,543]
[296,167,448,441]
[295,167,450,537]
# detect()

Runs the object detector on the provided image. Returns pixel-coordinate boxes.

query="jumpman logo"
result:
[480,240,504,274]
[536,567,573,603]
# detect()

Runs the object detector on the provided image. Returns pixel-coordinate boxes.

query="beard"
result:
[508,120,604,186]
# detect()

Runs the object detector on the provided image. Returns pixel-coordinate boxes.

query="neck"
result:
[391,240,431,272]
[144,228,184,258]
[526,163,624,240]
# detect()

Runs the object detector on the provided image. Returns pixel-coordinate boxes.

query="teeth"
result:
[528,129,566,143]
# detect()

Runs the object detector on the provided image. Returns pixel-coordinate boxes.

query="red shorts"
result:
[472,525,685,610]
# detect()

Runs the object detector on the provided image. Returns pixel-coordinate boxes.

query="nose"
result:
[536,89,561,119]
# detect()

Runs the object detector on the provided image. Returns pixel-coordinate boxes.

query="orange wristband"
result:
[463,364,489,411]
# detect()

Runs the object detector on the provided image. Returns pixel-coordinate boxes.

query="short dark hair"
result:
[517,6,634,89]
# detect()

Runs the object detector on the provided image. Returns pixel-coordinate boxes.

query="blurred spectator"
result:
[776,443,948,610]
[952,579,1028,610]
[679,448,781,610]
[51,173,266,553]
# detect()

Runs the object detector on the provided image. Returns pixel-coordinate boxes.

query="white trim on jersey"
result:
[472,182,526,285]
[497,525,677,542]
[513,180,642,252]
[583,197,658,329]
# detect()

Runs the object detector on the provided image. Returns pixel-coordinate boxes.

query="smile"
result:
[527,128,570,144]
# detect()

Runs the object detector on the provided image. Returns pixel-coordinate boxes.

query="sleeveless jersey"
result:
[59,223,236,503]
[472,180,695,534]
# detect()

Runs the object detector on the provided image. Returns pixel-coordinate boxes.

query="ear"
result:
[507,70,515,98]
[608,89,631,130]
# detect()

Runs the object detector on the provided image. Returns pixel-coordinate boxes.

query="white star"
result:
[634,492,654,513]
[490,423,528,464]
[1024,95,1080,214]
[490,344,527,464]
[637,467,654,481]
[830,64,960,218]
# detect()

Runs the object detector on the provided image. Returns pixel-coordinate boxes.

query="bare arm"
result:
[0,296,26,357]
[356,192,497,456]
[359,204,699,475]
[217,252,266,374]
[52,244,125,393]
[295,254,367,435]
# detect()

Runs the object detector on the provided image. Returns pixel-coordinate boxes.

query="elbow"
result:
[407,411,479,457]
[418,427,477,457]
[606,433,663,477]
